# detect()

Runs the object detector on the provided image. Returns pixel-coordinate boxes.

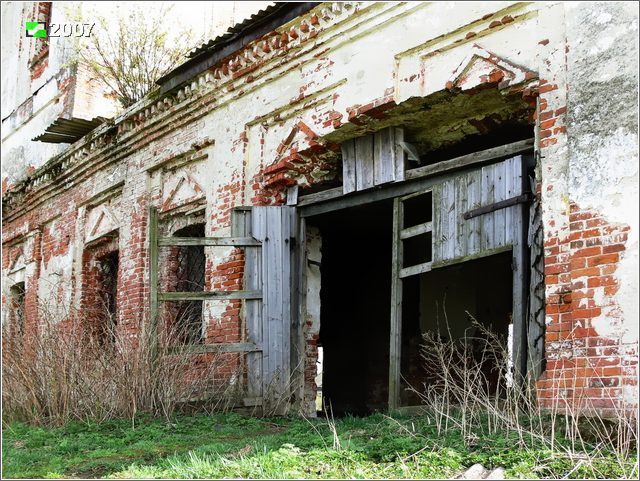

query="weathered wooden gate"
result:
[388,155,529,408]
[149,205,296,414]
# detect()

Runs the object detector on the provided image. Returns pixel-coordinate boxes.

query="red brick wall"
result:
[116,193,149,344]
[538,201,635,417]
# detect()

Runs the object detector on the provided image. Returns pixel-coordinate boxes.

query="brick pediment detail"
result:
[8,248,26,272]
[261,121,339,190]
[86,205,119,242]
[446,44,537,92]
[161,172,205,212]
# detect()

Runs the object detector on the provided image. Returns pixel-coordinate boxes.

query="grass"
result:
[3,411,635,479]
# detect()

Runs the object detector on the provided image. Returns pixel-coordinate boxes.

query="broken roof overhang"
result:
[32,117,108,144]
[156,2,320,94]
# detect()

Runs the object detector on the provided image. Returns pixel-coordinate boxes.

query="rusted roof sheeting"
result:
[33,117,107,143]
[156,2,319,94]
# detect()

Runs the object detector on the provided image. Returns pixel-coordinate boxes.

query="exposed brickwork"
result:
[304,318,320,412]
[206,249,245,345]
[29,2,52,81]
[23,230,42,345]
[214,177,243,227]
[346,88,396,126]
[79,235,119,338]
[534,6,637,416]
[29,53,48,82]
[117,194,149,343]
[3,190,79,344]
[538,202,636,416]
[252,123,340,206]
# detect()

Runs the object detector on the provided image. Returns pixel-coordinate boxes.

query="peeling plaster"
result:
[305,226,322,332]
[37,249,74,324]
[566,1,639,344]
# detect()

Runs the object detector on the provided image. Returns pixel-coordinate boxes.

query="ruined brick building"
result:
[2,2,638,417]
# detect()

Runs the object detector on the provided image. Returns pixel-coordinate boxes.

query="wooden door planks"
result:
[342,127,405,194]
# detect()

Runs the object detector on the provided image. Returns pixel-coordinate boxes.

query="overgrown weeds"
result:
[2,296,243,426]
[3,292,637,478]
[410,313,638,479]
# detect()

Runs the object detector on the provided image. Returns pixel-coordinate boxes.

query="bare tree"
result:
[75,4,200,108]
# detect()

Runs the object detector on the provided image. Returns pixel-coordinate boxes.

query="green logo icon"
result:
[26,21,47,38]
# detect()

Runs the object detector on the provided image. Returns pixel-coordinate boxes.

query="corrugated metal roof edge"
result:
[32,116,108,143]
[156,2,319,94]
[187,3,283,59]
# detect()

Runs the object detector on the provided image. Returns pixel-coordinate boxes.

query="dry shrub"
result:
[2,296,245,426]
[410,313,637,477]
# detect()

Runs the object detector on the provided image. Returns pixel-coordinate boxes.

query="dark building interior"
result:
[310,197,514,415]
[311,199,393,416]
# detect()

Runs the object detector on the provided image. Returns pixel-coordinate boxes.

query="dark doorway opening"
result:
[172,223,206,345]
[9,282,26,340]
[400,251,514,406]
[97,250,119,344]
[309,199,394,416]
[308,197,515,415]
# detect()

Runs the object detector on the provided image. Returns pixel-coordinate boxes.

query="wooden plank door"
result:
[251,206,297,415]
[432,155,525,266]
[430,155,529,382]
[388,155,530,409]
[342,127,405,194]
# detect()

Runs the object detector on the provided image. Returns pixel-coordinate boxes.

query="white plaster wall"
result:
[191,2,545,214]
[37,217,75,324]
[1,2,32,118]
[1,92,69,185]
[564,2,639,344]
[396,2,538,102]
[4,1,543,197]
[305,226,322,335]
[2,1,88,185]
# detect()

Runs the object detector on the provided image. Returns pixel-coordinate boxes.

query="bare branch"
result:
[77,4,197,108]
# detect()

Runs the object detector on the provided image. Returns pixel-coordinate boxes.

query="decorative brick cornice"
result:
[113,2,359,136]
